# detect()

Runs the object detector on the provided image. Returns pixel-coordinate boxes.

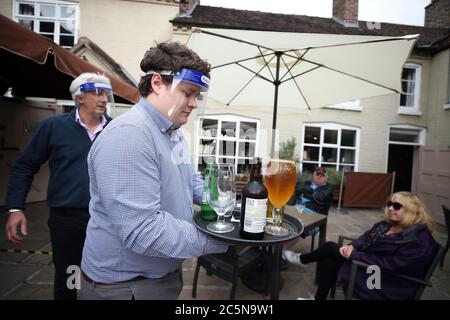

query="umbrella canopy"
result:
[187,28,418,131]
[0,14,139,104]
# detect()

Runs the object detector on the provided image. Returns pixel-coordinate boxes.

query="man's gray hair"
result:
[69,72,111,102]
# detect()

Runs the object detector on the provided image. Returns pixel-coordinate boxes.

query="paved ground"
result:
[1,202,449,300]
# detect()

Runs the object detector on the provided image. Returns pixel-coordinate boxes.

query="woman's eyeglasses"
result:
[387,201,403,210]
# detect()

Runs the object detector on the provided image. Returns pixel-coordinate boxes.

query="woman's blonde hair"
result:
[384,191,435,232]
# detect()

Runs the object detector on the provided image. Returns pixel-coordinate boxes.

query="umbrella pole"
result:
[270,52,282,158]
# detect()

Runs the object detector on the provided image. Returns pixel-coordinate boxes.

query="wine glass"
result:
[263,159,297,236]
[207,163,236,233]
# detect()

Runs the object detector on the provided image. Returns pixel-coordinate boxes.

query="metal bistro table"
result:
[193,210,304,300]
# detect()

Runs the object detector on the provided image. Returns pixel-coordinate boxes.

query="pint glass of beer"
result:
[263,159,296,236]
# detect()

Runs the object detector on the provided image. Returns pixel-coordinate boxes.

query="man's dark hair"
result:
[138,40,211,97]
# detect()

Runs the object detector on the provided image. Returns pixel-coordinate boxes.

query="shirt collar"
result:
[137,97,178,135]
[75,108,107,127]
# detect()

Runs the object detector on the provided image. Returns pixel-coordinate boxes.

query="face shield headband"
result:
[79,82,116,118]
[145,68,210,127]
[145,68,209,92]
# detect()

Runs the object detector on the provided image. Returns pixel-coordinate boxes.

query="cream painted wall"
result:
[0,0,13,18]
[79,0,178,82]
[426,49,450,145]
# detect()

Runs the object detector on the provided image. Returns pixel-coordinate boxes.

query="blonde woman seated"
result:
[283,192,439,300]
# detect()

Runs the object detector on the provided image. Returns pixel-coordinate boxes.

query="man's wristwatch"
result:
[8,209,22,214]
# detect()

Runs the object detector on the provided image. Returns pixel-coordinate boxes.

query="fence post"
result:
[390,171,396,195]
[337,170,345,210]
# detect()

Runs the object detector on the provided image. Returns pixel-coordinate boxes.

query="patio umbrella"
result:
[0,14,139,104]
[187,28,418,150]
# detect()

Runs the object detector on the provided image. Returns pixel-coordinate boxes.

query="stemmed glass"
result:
[207,163,236,233]
[263,159,297,236]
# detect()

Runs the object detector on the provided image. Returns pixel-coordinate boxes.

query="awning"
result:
[0,14,139,104]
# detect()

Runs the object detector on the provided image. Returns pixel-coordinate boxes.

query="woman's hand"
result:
[339,244,354,259]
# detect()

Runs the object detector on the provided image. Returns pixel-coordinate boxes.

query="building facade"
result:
[1,0,449,220]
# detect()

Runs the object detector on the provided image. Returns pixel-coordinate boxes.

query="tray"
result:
[193,210,304,246]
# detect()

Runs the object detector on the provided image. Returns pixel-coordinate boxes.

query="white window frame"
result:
[13,0,79,48]
[196,114,260,175]
[399,63,422,116]
[388,124,426,146]
[301,122,360,173]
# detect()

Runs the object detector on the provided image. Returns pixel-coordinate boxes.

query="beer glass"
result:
[263,159,296,236]
[207,164,236,233]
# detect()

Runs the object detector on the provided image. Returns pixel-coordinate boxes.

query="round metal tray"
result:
[193,211,304,246]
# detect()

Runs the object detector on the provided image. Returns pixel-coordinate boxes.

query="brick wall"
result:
[425,0,450,28]
[333,0,359,25]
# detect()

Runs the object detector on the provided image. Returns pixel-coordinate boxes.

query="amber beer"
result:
[264,160,296,225]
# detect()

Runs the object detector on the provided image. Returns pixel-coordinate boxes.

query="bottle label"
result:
[243,197,268,233]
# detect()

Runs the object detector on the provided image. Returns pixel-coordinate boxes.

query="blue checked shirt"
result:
[81,98,228,282]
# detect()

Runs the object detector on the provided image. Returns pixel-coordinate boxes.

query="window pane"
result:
[40,5,55,17]
[324,129,338,144]
[60,6,77,19]
[240,121,257,140]
[402,68,415,82]
[304,126,320,144]
[341,129,356,147]
[238,142,256,158]
[60,35,74,47]
[301,163,317,176]
[389,128,420,143]
[340,149,355,164]
[41,34,54,41]
[18,19,34,30]
[60,21,75,34]
[401,93,414,107]
[218,157,235,165]
[200,139,216,155]
[19,3,34,15]
[237,159,253,175]
[219,140,236,157]
[201,118,218,137]
[303,146,319,161]
[221,121,236,138]
[322,147,337,163]
[39,21,54,33]
[339,165,354,173]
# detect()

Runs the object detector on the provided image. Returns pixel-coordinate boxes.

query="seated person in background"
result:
[293,166,333,215]
[283,191,439,300]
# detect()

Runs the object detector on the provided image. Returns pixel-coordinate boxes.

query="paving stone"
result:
[1,201,448,300]
[0,264,43,298]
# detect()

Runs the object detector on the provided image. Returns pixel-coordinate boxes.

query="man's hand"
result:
[5,211,28,243]
[339,244,354,259]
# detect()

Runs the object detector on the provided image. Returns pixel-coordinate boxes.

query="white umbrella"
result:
[187,28,418,133]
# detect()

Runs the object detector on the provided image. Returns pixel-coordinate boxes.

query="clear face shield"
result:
[147,68,209,127]
[79,82,116,117]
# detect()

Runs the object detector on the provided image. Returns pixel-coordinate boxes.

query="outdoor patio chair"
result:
[441,205,450,267]
[329,235,445,300]
[192,246,263,300]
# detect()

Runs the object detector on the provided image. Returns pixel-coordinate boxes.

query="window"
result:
[14,0,78,48]
[196,115,260,175]
[399,64,422,115]
[389,125,425,146]
[301,123,359,174]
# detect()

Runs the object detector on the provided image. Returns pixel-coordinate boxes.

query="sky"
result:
[201,0,432,26]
